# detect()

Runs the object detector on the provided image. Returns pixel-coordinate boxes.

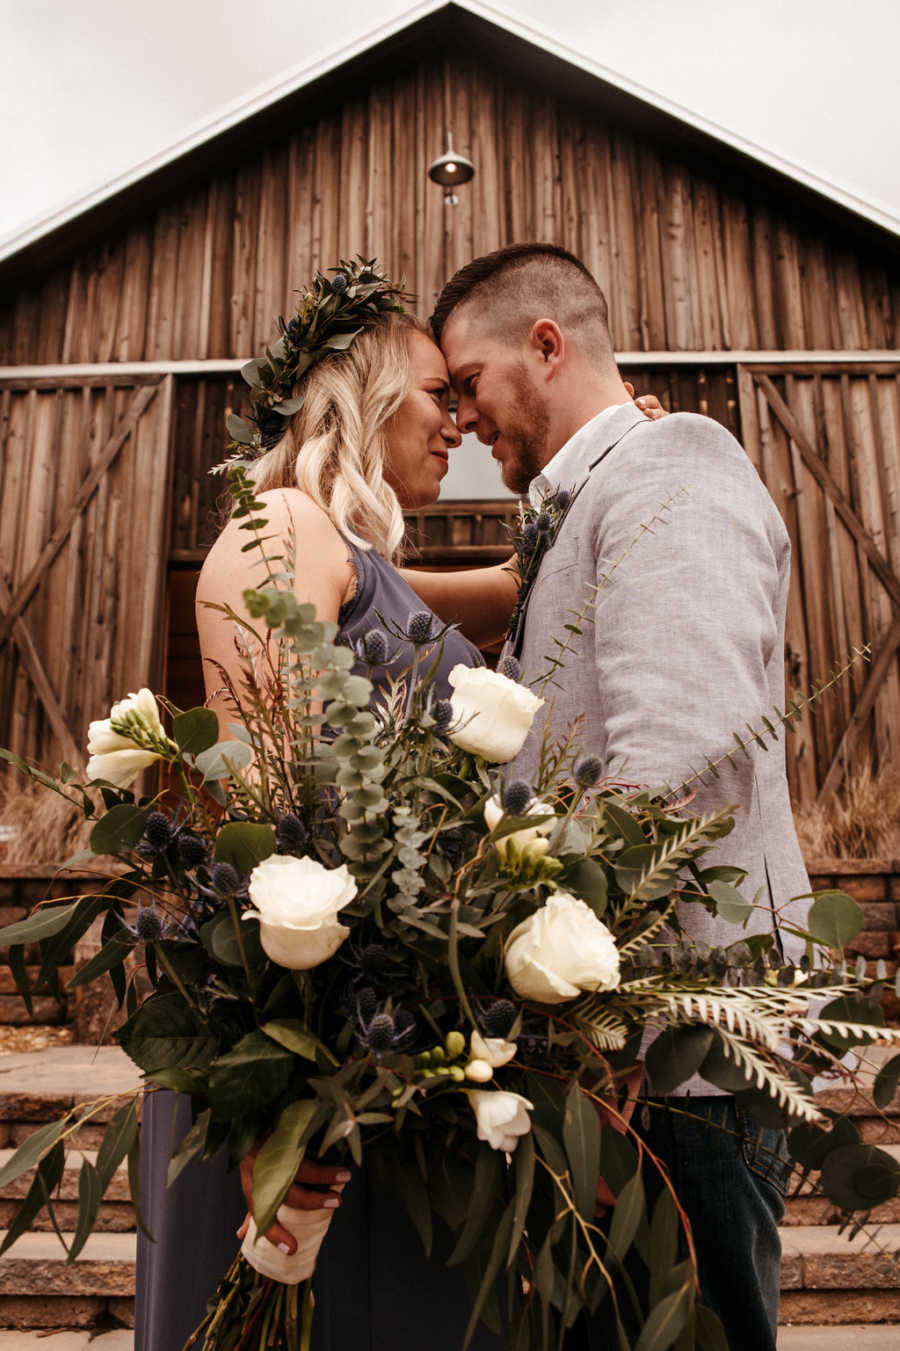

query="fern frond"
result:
[621,807,737,905]
[616,900,676,958]
[575,1007,630,1052]
[712,1026,824,1122]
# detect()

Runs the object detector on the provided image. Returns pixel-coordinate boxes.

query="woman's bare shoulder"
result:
[199,490,342,586]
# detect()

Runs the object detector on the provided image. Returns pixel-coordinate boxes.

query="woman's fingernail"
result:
[336,1171,352,1182]
[324,1197,340,1209]
[277,1242,292,1255]
[637,398,646,407]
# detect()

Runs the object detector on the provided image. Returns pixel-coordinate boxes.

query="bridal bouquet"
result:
[1,469,898,1351]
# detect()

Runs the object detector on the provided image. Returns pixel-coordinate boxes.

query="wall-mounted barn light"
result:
[428,133,475,205]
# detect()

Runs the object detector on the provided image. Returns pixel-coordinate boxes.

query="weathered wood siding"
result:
[1,60,897,364]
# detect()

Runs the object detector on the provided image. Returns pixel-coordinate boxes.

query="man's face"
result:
[440,312,551,494]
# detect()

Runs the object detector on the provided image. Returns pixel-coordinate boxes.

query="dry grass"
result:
[0,776,93,865]
[794,761,900,861]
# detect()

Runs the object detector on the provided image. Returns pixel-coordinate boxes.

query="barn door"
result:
[737,364,900,806]
[0,375,175,773]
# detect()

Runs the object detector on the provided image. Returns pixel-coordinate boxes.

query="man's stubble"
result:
[500,362,552,495]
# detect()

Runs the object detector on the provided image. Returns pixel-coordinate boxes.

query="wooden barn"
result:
[1,1,898,811]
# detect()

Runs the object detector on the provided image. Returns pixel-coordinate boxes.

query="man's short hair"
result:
[430,243,612,357]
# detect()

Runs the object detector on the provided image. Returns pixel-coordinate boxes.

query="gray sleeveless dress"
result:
[136,543,500,1351]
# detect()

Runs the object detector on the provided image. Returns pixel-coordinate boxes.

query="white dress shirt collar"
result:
[527,402,630,508]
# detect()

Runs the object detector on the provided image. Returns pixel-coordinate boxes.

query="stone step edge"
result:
[0,1149,130,1202]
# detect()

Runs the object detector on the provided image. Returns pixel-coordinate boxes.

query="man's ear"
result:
[527,319,565,375]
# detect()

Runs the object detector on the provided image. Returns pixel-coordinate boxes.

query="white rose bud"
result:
[86,688,174,788]
[504,892,620,1004]
[244,854,355,970]
[464,1058,494,1083]
[469,1030,517,1069]
[468,1090,533,1153]
[447,666,543,763]
[484,794,554,865]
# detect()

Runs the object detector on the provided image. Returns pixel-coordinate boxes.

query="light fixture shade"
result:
[428,149,475,187]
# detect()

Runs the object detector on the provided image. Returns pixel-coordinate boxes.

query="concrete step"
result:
[778,1327,900,1348]
[779,1223,900,1325]
[0,1046,142,1138]
[0,1146,135,1233]
[0,1335,133,1350]
[0,1231,134,1330]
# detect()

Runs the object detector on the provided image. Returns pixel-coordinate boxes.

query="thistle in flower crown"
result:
[215,256,411,470]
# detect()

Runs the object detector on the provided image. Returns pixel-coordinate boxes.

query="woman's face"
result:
[383,329,461,509]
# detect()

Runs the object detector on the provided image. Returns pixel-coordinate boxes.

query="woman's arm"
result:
[399,559,518,648]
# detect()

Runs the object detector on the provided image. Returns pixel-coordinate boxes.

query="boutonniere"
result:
[505,484,580,645]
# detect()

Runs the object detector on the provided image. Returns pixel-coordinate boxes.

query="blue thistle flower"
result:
[522,522,539,549]
[535,511,552,534]
[177,833,208,868]
[574,756,603,788]
[502,781,532,816]
[481,999,517,1038]
[360,628,390,666]
[276,812,308,853]
[431,700,453,735]
[211,862,241,895]
[330,273,349,294]
[135,907,164,942]
[554,489,571,511]
[406,610,434,645]
[497,656,522,681]
[143,812,172,854]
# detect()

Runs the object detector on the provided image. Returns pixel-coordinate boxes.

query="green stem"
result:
[227,893,255,996]
[300,1280,315,1351]
[447,900,479,1031]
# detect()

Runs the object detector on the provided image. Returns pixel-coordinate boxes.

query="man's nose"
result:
[454,395,479,436]
[442,414,462,448]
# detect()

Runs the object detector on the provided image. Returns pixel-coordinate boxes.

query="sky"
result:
[3,0,899,253]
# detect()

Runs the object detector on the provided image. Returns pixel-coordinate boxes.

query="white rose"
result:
[244,854,356,970]
[468,1089,533,1153]
[447,666,543,763]
[484,794,554,864]
[504,892,620,1004]
[86,688,173,787]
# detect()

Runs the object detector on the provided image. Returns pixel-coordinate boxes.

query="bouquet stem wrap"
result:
[240,1204,334,1284]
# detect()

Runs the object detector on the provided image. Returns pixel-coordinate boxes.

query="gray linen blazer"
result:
[507,402,811,1019]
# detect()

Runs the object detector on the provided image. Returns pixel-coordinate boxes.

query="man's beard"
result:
[499,366,550,494]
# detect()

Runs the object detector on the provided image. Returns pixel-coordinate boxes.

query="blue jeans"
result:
[574,1097,789,1350]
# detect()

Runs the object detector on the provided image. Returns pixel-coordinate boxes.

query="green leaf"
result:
[0,899,85,949]
[563,1081,601,1220]
[173,708,219,756]
[698,1032,753,1093]
[818,994,884,1052]
[68,1159,103,1262]
[95,1100,139,1192]
[706,879,753,926]
[507,1129,535,1268]
[200,908,264,969]
[226,413,254,444]
[252,1099,318,1236]
[873,1054,900,1109]
[634,1279,693,1351]
[213,822,276,873]
[195,739,254,781]
[127,1134,152,1240]
[461,1195,516,1351]
[167,1109,211,1188]
[807,891,863,949]
[821,1144,900,1212]
[603,800,646,847]
[390,1151,433,1259]
[788,1116,859,1171]
[695,1304,729,1351]
[116,991,217,1076]
[260,1020,337,1065]
[8,944,31,1017]
[207,1030,294,1120]
[0,1142,65,1255]
[648,1189,679,1306]
[447,1144,503,1267]
[490,812,555,843]
[0,1119,67,1190]
[562,859,608,915]
[645,1025,715,1094]
[67,929,136,989]
[90,804,149,856]
[608,1169,645,1262]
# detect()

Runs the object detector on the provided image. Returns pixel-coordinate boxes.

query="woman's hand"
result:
[237,1148,351,1254]
[624,382,667,420]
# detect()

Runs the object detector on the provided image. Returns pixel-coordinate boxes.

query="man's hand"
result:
[624,381,667,421]
[237,1148,350,1254]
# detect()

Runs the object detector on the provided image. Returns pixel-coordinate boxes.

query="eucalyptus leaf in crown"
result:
[216,257,410,470]
[0,483,898,1345]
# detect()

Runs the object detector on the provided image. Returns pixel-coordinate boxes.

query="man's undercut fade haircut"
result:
[430,242,613,359]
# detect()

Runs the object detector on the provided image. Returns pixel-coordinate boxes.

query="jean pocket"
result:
[736,1109,792,1199]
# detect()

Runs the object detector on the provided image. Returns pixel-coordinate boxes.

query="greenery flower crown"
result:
[216,256,410,472]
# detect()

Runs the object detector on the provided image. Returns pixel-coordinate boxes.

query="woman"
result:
[137,287,661,1349]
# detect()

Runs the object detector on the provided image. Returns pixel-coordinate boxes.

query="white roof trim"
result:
[1,0,897,266]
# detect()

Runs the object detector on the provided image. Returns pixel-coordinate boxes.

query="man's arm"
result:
[590,416,782,793]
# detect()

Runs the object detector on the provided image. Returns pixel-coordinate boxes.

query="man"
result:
[432,242,811,1349]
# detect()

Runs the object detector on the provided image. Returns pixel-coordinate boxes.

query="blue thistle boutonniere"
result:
[505,484,580,652]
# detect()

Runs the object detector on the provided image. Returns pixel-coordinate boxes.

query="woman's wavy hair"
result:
[247,312,422,561]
